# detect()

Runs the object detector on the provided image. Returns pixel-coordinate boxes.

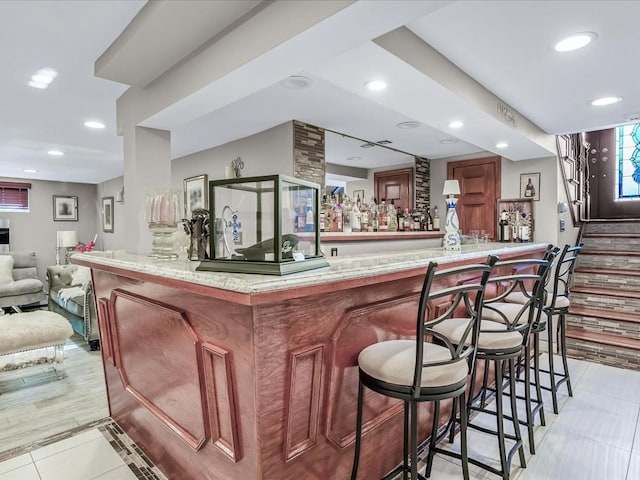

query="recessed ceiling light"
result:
[28,80,48,89]
[396,121,421,129]
[84,120,106,129]
[439,138,460,144]
[347,156,362,161]
[496,142,509,149]
[590,96,622,106]
[47,150,64,156]
[448,121,464,129]
[28,68,58,89]
[279,75,313,89]
[23,169,39,173]
[364,80,387,91]
[554,32,597,52]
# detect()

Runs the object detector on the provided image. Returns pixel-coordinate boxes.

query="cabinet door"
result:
[447,157,501,240]
[374,168,414,211]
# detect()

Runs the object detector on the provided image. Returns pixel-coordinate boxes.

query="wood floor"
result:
[0,334,108,455]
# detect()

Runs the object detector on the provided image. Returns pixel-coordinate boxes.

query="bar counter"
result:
[73,242,547,480]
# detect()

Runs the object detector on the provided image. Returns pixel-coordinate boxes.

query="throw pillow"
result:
[71,266,91,289]
[0,255,14,285]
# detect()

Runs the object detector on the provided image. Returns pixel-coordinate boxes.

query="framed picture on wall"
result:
[520,173,540,201]
[184,174,208,216]
[102,196,114,232]
[53,195,78,221]
[352,189,365,203]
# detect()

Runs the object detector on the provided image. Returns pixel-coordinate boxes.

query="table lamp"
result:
[57,230,78,265]
[442,180,461,252]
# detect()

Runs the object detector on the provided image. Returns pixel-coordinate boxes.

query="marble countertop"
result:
[72,242,547,296]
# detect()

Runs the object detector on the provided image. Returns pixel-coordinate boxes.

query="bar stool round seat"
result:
[358,339,469,390]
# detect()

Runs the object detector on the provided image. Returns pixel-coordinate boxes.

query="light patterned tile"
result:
[0,454,31,476]
[0,463,40,480]
[35,437,125,480]
[30,429,104,461]
[519,429,629,480]
[89,465,137,480]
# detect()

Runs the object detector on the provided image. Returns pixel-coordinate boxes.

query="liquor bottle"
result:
[396,207,404,231]
[432,206,440,231]
[378,199,388,231]
[520,212,530,242]
[403,208,413,232]
[412,210,421,231]
[426,208,433,231]
[387,199,398,232]
[320,195,326,232]
[331,195,343,232]
[342,195,352,233]
[499,209,510,242]
[512,208,521,242]
[351,200,361,232]
[371,198,379,232]
[360,201,369,232]
[304,198,314,232]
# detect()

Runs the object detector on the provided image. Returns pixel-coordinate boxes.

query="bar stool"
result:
[505,244,583,413]
[350,256,497,480]
[432,257,549,480]
[477,251,557,456]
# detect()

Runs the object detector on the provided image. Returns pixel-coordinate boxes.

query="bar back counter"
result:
[73,242,547,480]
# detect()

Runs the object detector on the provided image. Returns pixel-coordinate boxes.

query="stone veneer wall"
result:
[293,120,325,188]
[414,156,430,213]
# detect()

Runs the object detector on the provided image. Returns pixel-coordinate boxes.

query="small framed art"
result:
[184,174,208,216]
[102,196,114,232]
[53,195,78,221]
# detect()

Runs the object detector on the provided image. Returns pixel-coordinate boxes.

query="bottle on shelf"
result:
[331,195,343,232]
[432,206,440,231]
[426,207,433,231]
[403,208,413,232]
[371,198,379,232]
[499,209,510,242]
[412,210,421,231]
[378,198,388,231]
[342,195,352,233]
[304,197,314,232]
[351,200,361,233]
[360,200,369,232]
[520,212,530,242]
[387,199,398,232]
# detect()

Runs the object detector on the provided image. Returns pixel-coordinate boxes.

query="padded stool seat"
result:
[433,318,523,352]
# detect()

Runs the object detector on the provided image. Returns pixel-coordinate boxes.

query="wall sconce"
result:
[442,179,461,252]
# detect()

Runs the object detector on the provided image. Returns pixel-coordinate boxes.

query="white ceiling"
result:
[1,0,638,184]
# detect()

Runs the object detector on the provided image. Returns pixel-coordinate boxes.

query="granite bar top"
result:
[72,243,547,296]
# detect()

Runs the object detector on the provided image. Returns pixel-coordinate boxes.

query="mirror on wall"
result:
[324,131,415,200]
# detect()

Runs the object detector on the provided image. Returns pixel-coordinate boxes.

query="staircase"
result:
[565,221,640,369]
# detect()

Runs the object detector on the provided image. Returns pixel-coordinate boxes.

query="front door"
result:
[447,157,501,240]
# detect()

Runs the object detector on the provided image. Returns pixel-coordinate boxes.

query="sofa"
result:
[0,251,46,312]
[46,264,99,350]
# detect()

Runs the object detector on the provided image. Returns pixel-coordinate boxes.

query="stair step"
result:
[580,248,640,257]
[569,305,640,324]
[583,233,640,239]
[565,328,640,351]
[576,255,640,271]
[566,328,640,369]
[572,286,640,300]
[584,222,640,235]
[575,267,640,278]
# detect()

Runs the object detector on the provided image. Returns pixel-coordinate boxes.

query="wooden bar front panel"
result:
[89,246,545,480]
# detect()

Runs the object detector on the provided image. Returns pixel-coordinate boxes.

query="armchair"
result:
[0,251,45,312]
[46,264,99,350]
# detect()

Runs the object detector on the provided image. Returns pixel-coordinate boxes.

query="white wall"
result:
[0,176,98,286]
[171,122,294,188]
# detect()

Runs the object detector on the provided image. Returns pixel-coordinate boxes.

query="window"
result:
[616,123,640,200]
[0,182,31,212]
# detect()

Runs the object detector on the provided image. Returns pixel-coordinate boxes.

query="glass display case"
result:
[196,174,329,275]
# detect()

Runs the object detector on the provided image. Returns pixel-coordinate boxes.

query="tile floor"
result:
[1,355,640,479]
